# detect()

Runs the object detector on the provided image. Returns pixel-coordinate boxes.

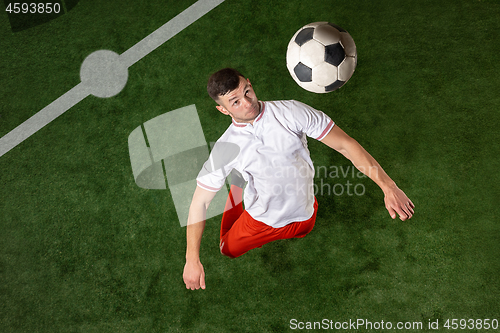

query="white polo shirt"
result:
[196,100,334,228]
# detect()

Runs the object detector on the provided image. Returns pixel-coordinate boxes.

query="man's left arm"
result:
[320,125,415,221]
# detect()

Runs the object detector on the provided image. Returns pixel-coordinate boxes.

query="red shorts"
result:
[219,186,318,258]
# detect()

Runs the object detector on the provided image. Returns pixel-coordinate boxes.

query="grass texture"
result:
[0,0,499,332]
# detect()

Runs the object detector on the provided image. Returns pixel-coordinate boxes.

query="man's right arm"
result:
[183,185,217,290]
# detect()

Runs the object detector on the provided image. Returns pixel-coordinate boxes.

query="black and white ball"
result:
[286,22,357,93]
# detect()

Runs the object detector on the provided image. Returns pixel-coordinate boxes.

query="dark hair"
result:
[207,68,245,102]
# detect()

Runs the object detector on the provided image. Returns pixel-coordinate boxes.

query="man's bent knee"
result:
[220,240,236,258]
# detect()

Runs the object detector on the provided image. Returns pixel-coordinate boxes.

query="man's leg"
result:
[220,197,318,258]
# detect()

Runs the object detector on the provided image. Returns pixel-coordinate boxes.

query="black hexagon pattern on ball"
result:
[294,28,314,46]
[325,43,345,67]
[325,80,345,92]
[294,62,312,82]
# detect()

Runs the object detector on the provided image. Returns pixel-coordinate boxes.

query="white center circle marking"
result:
[80,50,129,98]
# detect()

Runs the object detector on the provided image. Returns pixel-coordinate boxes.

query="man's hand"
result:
[383,184,415,221]
[320,126,415,221]
[183,259,206,290]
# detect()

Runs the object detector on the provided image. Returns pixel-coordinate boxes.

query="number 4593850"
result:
[5,3,62,14]
[444,319,498,330]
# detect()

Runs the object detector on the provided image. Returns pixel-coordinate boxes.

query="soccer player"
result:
[183,68,414,290]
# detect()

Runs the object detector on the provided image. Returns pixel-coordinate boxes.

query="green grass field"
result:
[1,0,499,332]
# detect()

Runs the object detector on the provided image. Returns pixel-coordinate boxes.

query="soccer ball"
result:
[286,22,357,93]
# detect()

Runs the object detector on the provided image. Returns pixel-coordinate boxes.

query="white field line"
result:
[0,0,225,158]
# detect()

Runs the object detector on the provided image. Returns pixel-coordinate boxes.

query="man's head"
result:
[207,68,261,124]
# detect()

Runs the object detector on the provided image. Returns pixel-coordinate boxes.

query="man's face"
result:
[216,77,261,124]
